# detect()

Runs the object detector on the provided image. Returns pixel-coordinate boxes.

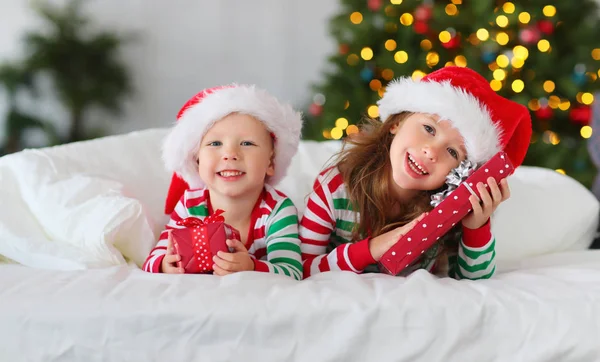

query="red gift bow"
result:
[176,209,225,227]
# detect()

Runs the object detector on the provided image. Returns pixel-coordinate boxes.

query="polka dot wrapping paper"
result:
[379,151,514,276]
[171,211,241,274]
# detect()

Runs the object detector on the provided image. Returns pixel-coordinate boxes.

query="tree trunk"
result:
[68,108,84,143]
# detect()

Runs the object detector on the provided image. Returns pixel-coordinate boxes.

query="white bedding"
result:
[2,128,600,361]
[1,251,600,361]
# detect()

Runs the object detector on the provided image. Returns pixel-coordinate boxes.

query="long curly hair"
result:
[332,112,461,272]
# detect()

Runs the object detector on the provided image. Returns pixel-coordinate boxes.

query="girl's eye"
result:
[207,141,222,146]
[241,141,256,146]
[424,125,435,135]
[447,148,458,160]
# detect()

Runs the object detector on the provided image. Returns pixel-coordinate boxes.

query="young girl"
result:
[300,66,532,279]
[143,85,304,280]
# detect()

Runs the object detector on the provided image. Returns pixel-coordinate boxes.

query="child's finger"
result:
[477,182,492,212]
[469,194,483,215]
[226,239,247,252]
[213,255,235,271]
[167,231,174,255]
[213,264,230,276]
[164,254,180,264]
[500,178,511,200]
[487,177,503,206]
[216,250,237,262]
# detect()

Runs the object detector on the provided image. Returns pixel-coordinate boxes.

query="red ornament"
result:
[309,103,323,116]
[441,34,461,49]
[519,27,541,44]
[413,21,429,35]
[339,43,349,55]
[536,20,554,35]
[414,5,433,22]
[535,106,554,120]
[570,105,591,125]
[367,0,383,12]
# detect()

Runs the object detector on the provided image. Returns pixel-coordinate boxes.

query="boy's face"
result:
[388,112,467,195]
[196,113,274,198]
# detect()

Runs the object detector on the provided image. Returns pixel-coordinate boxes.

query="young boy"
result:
[143,85,303,280]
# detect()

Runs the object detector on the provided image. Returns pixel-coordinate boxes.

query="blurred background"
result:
[1,0,600,193]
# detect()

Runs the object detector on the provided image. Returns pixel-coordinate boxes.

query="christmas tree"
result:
[304,0,600,187]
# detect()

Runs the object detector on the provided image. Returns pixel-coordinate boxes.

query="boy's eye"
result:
[424,125,435,135]
[447,148,458,160]
[207,141,222,146]
[241,141,256,146]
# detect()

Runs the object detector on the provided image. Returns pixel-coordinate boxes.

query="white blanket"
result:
[1,251,600,361]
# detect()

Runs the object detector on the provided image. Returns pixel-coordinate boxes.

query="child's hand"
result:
[160,231,184,274]
[368,212,428,261]
[212,239,255,276]
[462,177,510,230]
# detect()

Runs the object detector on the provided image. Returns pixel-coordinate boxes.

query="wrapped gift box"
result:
[379,151,514,276]
[171,210,240,274]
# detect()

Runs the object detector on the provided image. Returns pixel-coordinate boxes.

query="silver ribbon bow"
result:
[430,160,477,207]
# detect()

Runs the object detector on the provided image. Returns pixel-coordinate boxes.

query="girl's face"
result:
[196,113,275,198]
[388,112,467,198]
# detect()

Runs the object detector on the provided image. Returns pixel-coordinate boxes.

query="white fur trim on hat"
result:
[377,77,502,165]
[162,85,303,188]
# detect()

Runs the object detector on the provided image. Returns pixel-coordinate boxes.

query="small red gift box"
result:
[379,151,514,276]
[171,210,241,274]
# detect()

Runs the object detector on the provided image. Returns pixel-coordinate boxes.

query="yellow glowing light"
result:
[581,126,593,139]
[394,50,408,63]
[512,79,525,93]
[412,70,426,81]
[322,130,331,139]
[390,0,402,4]
[543,5,557,17]
[577,92,584,103]
[451,0,462,4]
[439,31,452,43]
[558,100,571,111]
[543,81,555,93]
[513,45,529,59]
[490,80,503,91]
[502,2,515,14]
[426,52,440,67]
[589,72,598,81]
[518,12,531,24]
[445,4,458,16]
[582,93,594,105]
[381,69,394,80]
[476,28,490,41]
[420,39,432,50]
[335,117,349,129]
[489,62,499,71]
[344,100,350,110]
[497,54,510,68]
[538,39,551,52]
[367,105,379,118]
[496,15,509,28]
[385,39,397,51]
[378,88,386,97]
[346,125,359,135]
[361,47,374,60]
[331,127,343,140]
[347,54,359,66]
[496,32,509,45]
[400,13,414,26]
[369,79,382,91]
[555,169,566,175]
[511,57,525,68]
[493,69,506,81]
[455,55,467,67]
[592,49,600,60]
[548,131,560,145]
[549,95,560,109]
[350,12,363,24]
[528,99,541,111]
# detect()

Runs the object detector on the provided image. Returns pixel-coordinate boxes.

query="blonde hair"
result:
[333,112,461,271]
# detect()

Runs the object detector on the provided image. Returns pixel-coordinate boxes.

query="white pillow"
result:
[492,166,599,261]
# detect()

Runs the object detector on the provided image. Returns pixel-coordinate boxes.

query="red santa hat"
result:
[377,66,532,168]
[162,84,303,214]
